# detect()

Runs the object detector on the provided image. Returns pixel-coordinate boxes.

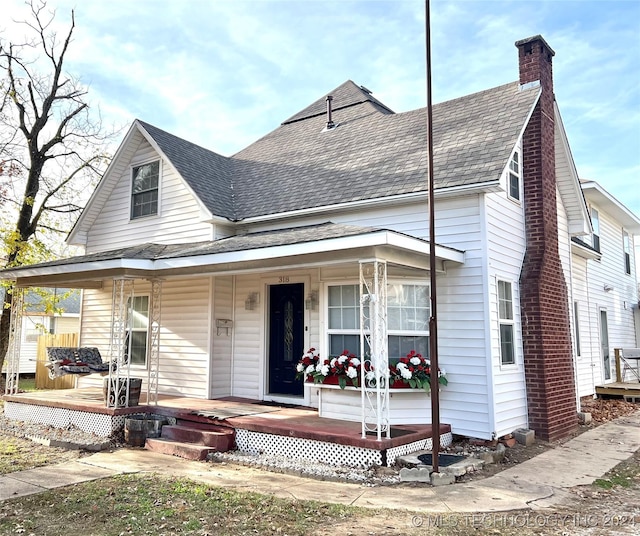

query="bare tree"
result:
[0,0,112,373]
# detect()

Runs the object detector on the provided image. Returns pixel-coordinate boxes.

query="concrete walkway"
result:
[1,412,639,513]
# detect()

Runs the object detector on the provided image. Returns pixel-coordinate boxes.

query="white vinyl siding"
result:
[211,275,234,398]
[485,154,528,437]
[85,138,213,252]
[78,278,211,397]
[572,202,639,390]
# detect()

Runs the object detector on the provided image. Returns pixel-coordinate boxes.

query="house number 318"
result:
[278,276,290,283]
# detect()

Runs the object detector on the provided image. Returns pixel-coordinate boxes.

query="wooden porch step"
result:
[161,424,234,451]
[145,437,217,461]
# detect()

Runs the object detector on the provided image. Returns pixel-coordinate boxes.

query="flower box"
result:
[315,383,436,424]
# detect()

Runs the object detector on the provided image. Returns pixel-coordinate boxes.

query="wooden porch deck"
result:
[595,381,640,399]
[2,388,449,452]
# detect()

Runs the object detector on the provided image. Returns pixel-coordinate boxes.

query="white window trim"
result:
[506,149,522,204]
[126,294,150,369]
[129,158,162,221]
[497,279,517,367]
[326,281,361,358]
[622,230,631,275]
[591,207,600,253]
[324,280,430,361]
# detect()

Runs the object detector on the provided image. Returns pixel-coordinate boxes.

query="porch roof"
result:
[1,223,464,288]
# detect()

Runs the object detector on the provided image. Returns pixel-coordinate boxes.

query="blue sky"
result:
[4,0,640,216]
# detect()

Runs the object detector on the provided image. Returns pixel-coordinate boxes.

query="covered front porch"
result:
[2,222,465,452]
[3,387,452,467]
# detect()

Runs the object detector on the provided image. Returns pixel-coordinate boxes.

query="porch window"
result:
[328,284,360,356]
[327,282,430,360]
[387,283,430,360]
[498,280,515,365]
[131,161,159,219]
[623,230,631,275]
[591,208,600,252]
[508,151,520,202]
[125,295,149,366]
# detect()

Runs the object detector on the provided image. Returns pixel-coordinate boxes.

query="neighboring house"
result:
[571,182,640,395]
[1,35,638,443]
[1,288,80,374]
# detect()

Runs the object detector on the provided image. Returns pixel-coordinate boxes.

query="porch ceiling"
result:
[1,222,464,287]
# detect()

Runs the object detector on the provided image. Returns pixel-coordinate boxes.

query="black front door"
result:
[268,283,304,396]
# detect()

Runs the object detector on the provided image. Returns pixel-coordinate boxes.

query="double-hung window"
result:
[387,284,430,360]
[125,295,149,366]
[508,151,520,202]
[327,282,430,360]
[591,208,600,252]
[623,230,631,275]
[131,161,159,219]
[327,285,360,356]
[498,280,515,365]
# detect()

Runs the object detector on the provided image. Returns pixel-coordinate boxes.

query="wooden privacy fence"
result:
[35,333,78,390]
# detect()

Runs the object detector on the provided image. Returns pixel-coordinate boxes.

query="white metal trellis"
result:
[106,278,134,408]
[360,260,389,440]
[147,278,162,405]
[4,287,24,395]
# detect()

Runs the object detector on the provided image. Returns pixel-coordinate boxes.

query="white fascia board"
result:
[3,231,465,282]
[155,231,464,271]
[554,103,591,235]
[1,258,155,280]
[581,181,640,235]
[571,240,601,261]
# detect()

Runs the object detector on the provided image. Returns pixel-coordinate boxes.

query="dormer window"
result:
[131,161,159,219]
[508,151,520,201]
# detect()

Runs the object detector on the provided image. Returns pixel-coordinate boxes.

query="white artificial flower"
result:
[350,358,360,367]
[330,357,338,367]
[439,368,446,377]
[410,357,421,366]
[315,363,323,373]
[296,363,304,372]
[337,355,347,364]
[400,367,412,380]
[346,366,358,379]
[320,364,330,376]
[305,364,315,375]
[397,362,407,369]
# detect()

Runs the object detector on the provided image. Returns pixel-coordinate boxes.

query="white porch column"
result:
[106,278,134,408]
[360,260,389,440]
[146,278,162,405]
[4,287,24,395]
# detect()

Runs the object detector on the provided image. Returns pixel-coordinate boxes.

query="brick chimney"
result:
[516,36,578,442]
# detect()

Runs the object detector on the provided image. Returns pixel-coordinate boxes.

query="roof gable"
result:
[137,121,235,219]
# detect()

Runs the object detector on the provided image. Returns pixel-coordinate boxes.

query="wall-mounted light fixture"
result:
[305,290,318,310]
[603,284,614,292]
[245,292,259,311]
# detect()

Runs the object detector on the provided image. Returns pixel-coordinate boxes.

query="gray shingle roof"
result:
[138,79,539,221]
[3,223,395,274]
[282,80,395,124]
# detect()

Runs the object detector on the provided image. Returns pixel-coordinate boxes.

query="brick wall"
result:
[516,36,578,441]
